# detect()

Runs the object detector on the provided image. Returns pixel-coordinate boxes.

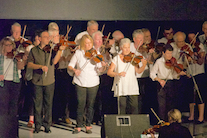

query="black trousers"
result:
[75,84,99,127]
[0,80,21,138]
[33,83,54,130]
[157,80,176,121]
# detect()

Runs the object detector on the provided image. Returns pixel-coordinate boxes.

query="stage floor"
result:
[19,119,207,138]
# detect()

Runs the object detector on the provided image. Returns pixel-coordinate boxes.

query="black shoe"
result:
[196,120,204,124]
[33,129,40,133]
[45,128,51,133]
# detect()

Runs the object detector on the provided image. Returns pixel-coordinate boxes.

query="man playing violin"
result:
[130,29,154,114]
[158,26,174,44]
[74,20,99,45]
[150,44,186,120]
[27,30,65,133]
[7,22,33,53]
[48,28,74,125]
[109,30,125,57]
[107,38,147,114]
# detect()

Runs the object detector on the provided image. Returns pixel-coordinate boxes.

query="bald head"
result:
[112,30,124,41]
[173,31,186,48]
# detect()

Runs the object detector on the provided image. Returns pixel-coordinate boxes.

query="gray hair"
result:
[48,28,59,36]
[11,22,21,31]
[202,21,207,27]
[132,29,144,39]
[92,31,103,39]
[119,38,131,48]
[112,30,124,40]
[87,20,98,27]
[141,28,150,33]
[173,31,186,42]
[48,22,59,31]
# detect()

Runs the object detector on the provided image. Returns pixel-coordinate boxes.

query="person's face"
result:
[188,33,195,44]
[143,31,152,44]
[40,32,50,46]
[163,50,172,60]
[34,35,40,46]
[84,38,93,51]
[202,24,207,37]
[176,34,185,48]
[164,28,174,40]
[50,32,60,44]
[93,34,103,48]
[87,25,98,36]
[121,43,130,55]
[4,41,13,53]
[12,26,21,40]
[133,34,144,46]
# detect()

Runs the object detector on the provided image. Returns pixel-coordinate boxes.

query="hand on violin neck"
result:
[141,58,147,66]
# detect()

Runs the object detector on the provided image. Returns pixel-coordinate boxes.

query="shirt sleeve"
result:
[28,48,34,63]
[68,52,77,68]
[150,60,159,81]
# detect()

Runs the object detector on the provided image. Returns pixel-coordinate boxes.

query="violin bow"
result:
[184,55,203,103]
[150,108,164,125]
[65,25,72,40]
[189,32,199,46]
[20,25,27,44]
[155,26,160,43]
[101,32,111,54]
[44,38,54,77]
[101,24,105,34]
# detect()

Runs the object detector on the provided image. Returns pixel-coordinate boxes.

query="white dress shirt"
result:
[68,49,102,87]
[150,56,178,81]
[130,42,149,78]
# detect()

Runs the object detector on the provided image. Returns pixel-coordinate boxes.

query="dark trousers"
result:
[119,95,138,114]
[53,69,73,121]
[157,80,176,121]
[33,83,54,130]
[0,80,21,138]
[75,84,99,127]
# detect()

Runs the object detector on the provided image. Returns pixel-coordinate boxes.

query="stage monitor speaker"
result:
[102,114,150,138]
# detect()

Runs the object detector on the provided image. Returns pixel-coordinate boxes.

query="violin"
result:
[123,52,143,66]
[15,38,33,48]
[165,57,184,73]
[142,121,170,134]
[180,45,194,58]
[139,40,155,53]
[6,50,25,60]
[85,48,104,63]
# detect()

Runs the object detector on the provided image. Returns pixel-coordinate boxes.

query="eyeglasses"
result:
[4,44,13,47]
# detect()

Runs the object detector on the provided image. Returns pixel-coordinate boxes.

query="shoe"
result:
[85,126,92,134]
[45,128,51,133]
[72,128,81,134]
[196,120,204,124]
[33,129,40,133]
[65,118,72,124]
[27,120,34,128]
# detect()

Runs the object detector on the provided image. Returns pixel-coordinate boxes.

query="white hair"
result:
[48,22,59,31]
[92,31,103,39]
[11,22,21,31]
[173,32,186,42]
[132,29,144,39]
[119,38,131,48]
[87,20,98,27]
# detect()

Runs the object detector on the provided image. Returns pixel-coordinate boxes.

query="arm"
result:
[135,58,147,74]
[27,62,48,72]
[53,46,66,65]
[107,62,126,77]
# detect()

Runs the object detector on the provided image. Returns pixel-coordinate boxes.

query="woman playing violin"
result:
[107,38,147,114]
[0,37,26,138]
[68,34,106,134]
[149,109,192,138]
